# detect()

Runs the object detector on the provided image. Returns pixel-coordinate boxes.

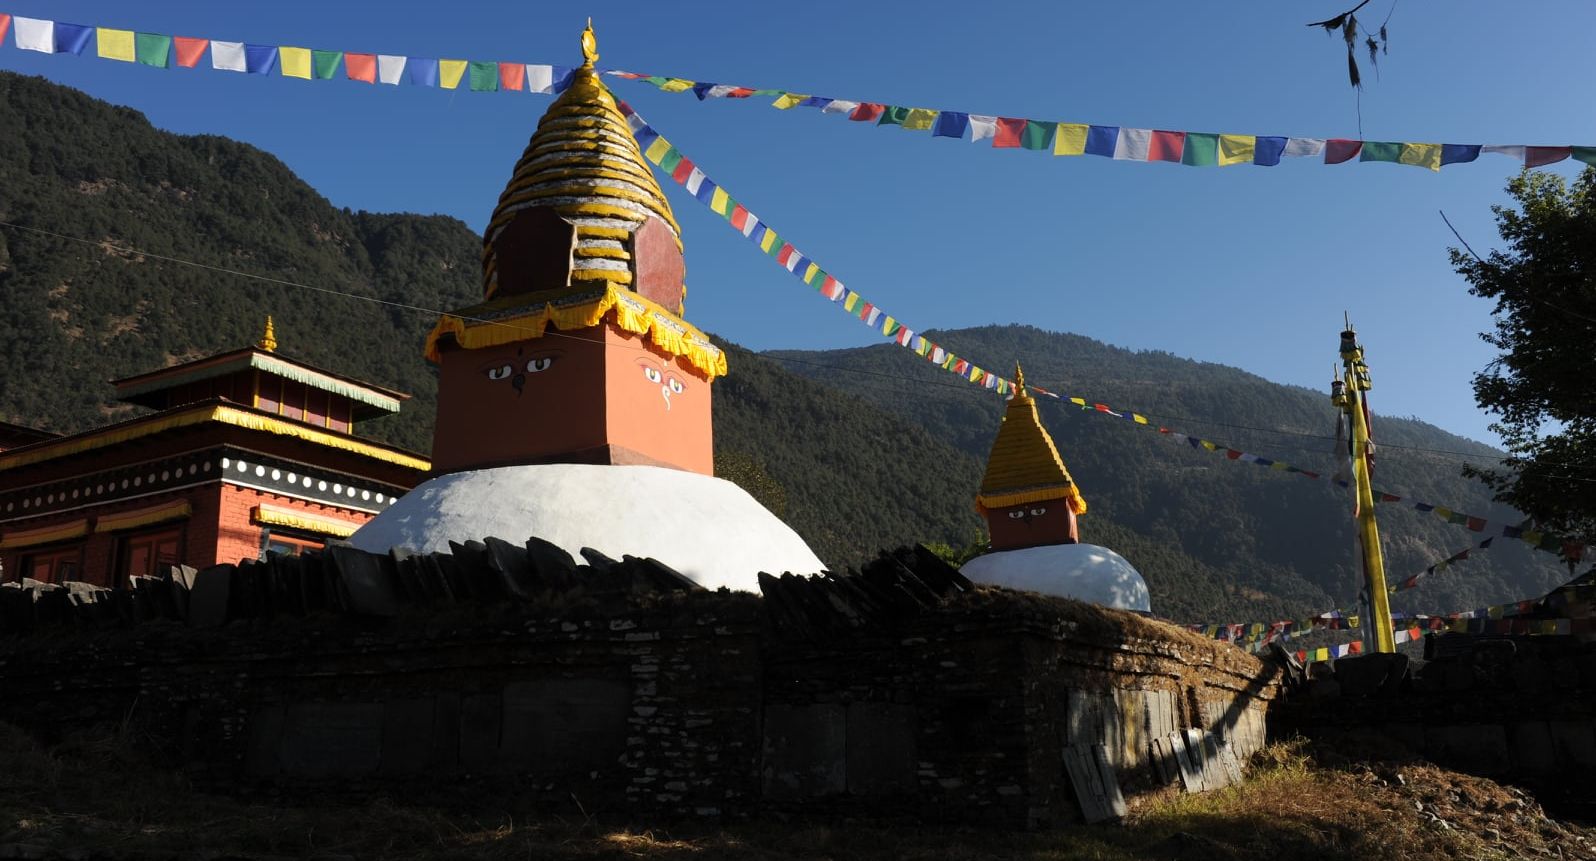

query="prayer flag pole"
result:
[1332,317,1394,653]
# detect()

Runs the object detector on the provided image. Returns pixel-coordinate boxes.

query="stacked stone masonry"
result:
[0,540,1276,827]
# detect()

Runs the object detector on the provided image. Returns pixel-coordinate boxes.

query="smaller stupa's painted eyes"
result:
[643,366,663,384]
[486,364,513,381]
[667,377,685,395]
[1008,510,1025,520]
[526,357,554,373]
[1029,507,1047,516]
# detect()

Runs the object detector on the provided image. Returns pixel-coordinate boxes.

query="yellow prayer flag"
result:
[1054,123,1088,156]
[1218,134,1255,166]
[1399,142,1443,171]
[644,137,673,164]
[1132,414,1149,425]
[709,187,730,215]
[902,108,939,131]
[1523,530,1544,545]
[280,46,312,80]
[760,230,779,253]
[1200,440,1219,451]
[882,316,896,335]
[659,78,694,93]
[1069,397,1087,407]
[772,92,808,110]
[843,293,862,312]
[802,262,820,283]
[439,59,468,89]
[96,28,136,62]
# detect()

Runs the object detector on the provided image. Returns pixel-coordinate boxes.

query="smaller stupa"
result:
[959,365,1151,612]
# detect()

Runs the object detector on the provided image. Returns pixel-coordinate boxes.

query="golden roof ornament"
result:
[1012,362,1029,400]
[976,362,1087,515]
[581,18,599,69]
[259,316,277,353]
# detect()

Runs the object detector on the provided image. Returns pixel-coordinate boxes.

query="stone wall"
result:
[0,540,1277,827]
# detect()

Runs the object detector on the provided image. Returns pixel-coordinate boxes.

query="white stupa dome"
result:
[959,543,1151,612]
[349,464,824,591]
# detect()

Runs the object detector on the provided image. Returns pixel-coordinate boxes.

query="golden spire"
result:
[259,316,278,352]
[976,364,1087,515]
[1013,362,1029,400]
[581,18,599,69]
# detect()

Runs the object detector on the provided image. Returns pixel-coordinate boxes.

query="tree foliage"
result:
[1450,168,1596,552]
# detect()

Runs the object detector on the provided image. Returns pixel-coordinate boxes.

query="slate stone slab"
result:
[187,565,234,628]
[845,703,916,795]
[484,537,537,600]
[328,546,399,617]
[762,704,846,799]
[499,678,632,774]
[525,537,577,591]
[279,702,384,778]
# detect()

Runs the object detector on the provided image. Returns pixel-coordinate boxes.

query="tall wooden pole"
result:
[1334,321,1394,654]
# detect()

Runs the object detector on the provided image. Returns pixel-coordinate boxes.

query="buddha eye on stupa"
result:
[526,357,554,374]
[1030,507,1047,516]
[485,364,513,381]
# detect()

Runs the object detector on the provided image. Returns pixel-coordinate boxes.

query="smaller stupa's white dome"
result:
[960,543,1151,612]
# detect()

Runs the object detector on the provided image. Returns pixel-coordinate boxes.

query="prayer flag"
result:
[1325,139,1362,163]
[772,92,807,109]
[1467,517,1487,532]
[1148,130,1184,162]
[932,111,969,138]
[211,40,247,72]
[13,17,54,54]
[1483,145,1525,161]
[1217,134,1255,166]
[796,96,828,107]
[96,28,136,62]
[1054,123,1088,155]
[525,64,566,94]
[498,62,524,91]
[345,53,377,83]
[469,60,498,91]
[877,105,910,126]
[1400,143,1443,171]
[410,57,440,86]
[1181,132,1218,166]
[1021,120,1055,150]
[1084,125,1119,157]
[377,54,407,84]
[0,15,9,45]
[1283,138,1325,158]
[1526,146,1571,167]
[993,117,1028,148]
[439,59,468,89]
[1113,128,1151,161]
[1358,141,1402,164]
[1253,136,1287,166]
[1442,144,1481,165]
[54,23,92,55]
[311,49,342,80]
[173,36,208,67]
[822,99,859,115]
[658,78,693,93]
[902,108,939,130]
[849,103,885,122]
[136,33,172,68]
[685,167,707,196]
[279,47,312,79]
[969,115,997,143]
[709,187,731,215]
[244,44,279,75]
[691,83,716,99]
[1574,147,1596,167]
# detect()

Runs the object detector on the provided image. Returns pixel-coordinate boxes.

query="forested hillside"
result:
[0,71,1566,623]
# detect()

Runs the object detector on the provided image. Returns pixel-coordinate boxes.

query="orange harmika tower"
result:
[975,365,1088,551]
[425,23,725,477]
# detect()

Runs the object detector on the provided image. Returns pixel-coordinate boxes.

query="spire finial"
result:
[259,316,277,353]
[1012,362,1030,399]
[581,18,599,69]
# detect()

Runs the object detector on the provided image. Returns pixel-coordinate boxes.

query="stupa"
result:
[959,365,1152,612]
[350,23,824,589]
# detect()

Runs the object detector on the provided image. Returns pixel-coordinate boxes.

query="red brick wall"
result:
[210,484,374,568]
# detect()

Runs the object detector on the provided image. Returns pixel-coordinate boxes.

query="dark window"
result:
[263,531,324,558]
[21,545,84,584]
[118,526,183,584]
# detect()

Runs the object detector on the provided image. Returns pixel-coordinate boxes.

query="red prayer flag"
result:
[993,117,1027,148]
[1325,139,1363,164]
[1526,146,1571,168]
[1226,449,1243,460]
[726,87,754,98]
[498,61,525,91]
[1148,130,1185,162]
[344,53,377,83]
[1566,541,1587,562]
[0,15,11,44]
[1466,516,1486,532]
[777,244,796,267]
[671,156,694,183]
[729,205,750,232]
[172,36,209,68]
[849,103,885,122]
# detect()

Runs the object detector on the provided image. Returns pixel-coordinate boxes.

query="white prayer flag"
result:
[525,64,555,94]
[821,99,859,115]
[685,168,706,196]
[1113,128,1152,161]
[210,41,247,72]
[706,84,740,98]
[377,55,407,85]
[13,17,55,54]
[1283,138,1325,158]
[969,115,997,143]
[1483,145,1526,161]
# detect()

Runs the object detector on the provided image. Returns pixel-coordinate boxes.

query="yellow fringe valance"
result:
[425,283,728,381]
[253,504,360,539]
[976,484,1088,516]
[0,518,89,550]
[94,500,192,533]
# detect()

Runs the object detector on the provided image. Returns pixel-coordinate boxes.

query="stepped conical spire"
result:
[976,363,1086,515]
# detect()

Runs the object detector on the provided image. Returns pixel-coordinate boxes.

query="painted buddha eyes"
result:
[526,357,553,373]
[643,366,663,384]
[483,355,555,381]
[1007,507,1048,520]
[486,365,513,381]
[667,378,684,394]
[1008,510,1025,520]
[1030,507,1047,516]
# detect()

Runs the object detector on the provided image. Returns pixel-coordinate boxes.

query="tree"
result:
[1450,167,1596,556]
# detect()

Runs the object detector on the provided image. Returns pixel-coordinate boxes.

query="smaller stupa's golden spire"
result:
[580,18,599,69]
[1012,362,1029,400]
[259,316,278,353]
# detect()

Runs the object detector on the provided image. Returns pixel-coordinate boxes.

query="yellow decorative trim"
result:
[579,226,633,241]
[976,486,1088,515]
[253,504,360,539]
[425,283,727,381]
[0,405,431,473]
[95,500,192,533]
[572,269,634,285]
[574,246,631,261]
[0,519,89,549]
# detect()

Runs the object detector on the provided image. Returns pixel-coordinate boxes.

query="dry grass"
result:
[0,723,1586,860]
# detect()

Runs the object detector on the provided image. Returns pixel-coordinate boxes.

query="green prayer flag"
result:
[659,147,683,173]
[1359,141,1402,163]
[877,106,910,126]
[468,60,498,91]
[1182,133,1218,166]
[311,49,343,80]
[1021,120,1055,151]
[1573,147,1596,167]
[135,33,171,67]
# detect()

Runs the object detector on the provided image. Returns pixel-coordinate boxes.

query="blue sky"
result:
[3,1,1592,447]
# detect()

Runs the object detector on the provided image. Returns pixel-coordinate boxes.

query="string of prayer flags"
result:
[1393,537,1496,594]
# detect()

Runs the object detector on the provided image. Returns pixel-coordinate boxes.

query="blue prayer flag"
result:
[1441,144,1481,165]
[692,82,716,100]
[1415,503,1434,512]
[54,22,93,54]
[1253,136,1288,166]
[694,178,718,204]
[749,223,770,247]
[409,57,439,86]
[244,44,278,75]
[798,96,829,108]
[1084,125,1119,157]
[634,127,660,150]
[932,111,970,139]
[551,66,574,93]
